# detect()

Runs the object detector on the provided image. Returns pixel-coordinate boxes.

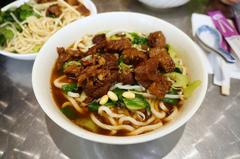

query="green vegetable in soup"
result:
[14,4,34,21]
[63,61,81,70]
[123,94,148,110]
[174,67,182,74]
[0,34,6,47]
[164,72,189,88]
[112,88,125,101]
[167,45,183,69]
[75,117,99,132]
[130,32,147,45]
[62,83,78,93]
[161,98,179,105]
[184,80,201,98]
[88,101,100,112]
[61,105,78,120]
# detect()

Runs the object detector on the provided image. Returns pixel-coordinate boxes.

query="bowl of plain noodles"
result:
[32,12,208,145]
[0,0,97,60]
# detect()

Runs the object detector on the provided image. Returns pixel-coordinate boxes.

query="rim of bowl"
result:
[0,0,97,60]
[32,12,208,145]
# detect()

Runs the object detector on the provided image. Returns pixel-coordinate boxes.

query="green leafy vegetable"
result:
[0,27,14,40]
[161,98,179,105]
[164,72,189,88]
[104,100,116,107]
[0,27,14,46]
[112,88,125,101]
[88,101,100,112]
[130,32,147,45]
[0,34,6,47]
[174,67,182,74]
[1,10,15,23]
[61,106,78,119]
[119,61,132,71]
[168,45,182,69]
[62,83,78,93]
[123,94,148,110]
[184,80,201,98]
[75,117,99,132]
[32,44,42,52]
[63,61,81,70]
[14,4,34,21]
[167,88,178,95]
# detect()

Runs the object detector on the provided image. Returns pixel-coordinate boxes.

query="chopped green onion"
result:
[63,61,81,70]
[130,32,147,45]
[62,83,78,94]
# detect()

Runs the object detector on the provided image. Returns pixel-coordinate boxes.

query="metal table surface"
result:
[0,0,240,159]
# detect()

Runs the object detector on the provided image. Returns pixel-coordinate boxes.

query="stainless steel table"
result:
[1,1,240,159]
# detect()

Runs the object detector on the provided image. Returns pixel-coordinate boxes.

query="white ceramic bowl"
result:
[0,0,97,60]
[138,0,190,9]
[32,12,208,145]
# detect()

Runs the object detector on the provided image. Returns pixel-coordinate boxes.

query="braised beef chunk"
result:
[76,3,90,16]
[36,0,56,3]
[66,48,84,58]
[103,54,119,70]
[64,64,82,79]
[149,48,175,73]
[65,0,79,6]
[148,31,166,48]
[56,47,71,71]
[83,70,118,98]
[148,77,172,98]
[107,39,131,53]
[56,31,176,99]
[84,83,111,98]
[92,34,106,44]
[118,71,135,85]
[46,4,62,17]
[134,57,159,88]
[87,41,107,55]
[122,48,147,66]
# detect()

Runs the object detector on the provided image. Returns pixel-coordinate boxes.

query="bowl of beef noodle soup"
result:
[32,12,208,144]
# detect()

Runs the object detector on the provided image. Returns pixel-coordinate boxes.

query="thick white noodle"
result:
[53,75,67,88]
[67,91,80,98]
[135,111,146,121]
[119,115,155,126]
[61,101,71,108]
[98,106,125,118]
[106,29,130,38]
[159,102,169,112]
[164,106,178,122]
[107,117,117,135]
[127,121,163,136]
[90,114,135,131]
[149,99,166,119]
[63,94,84,114]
